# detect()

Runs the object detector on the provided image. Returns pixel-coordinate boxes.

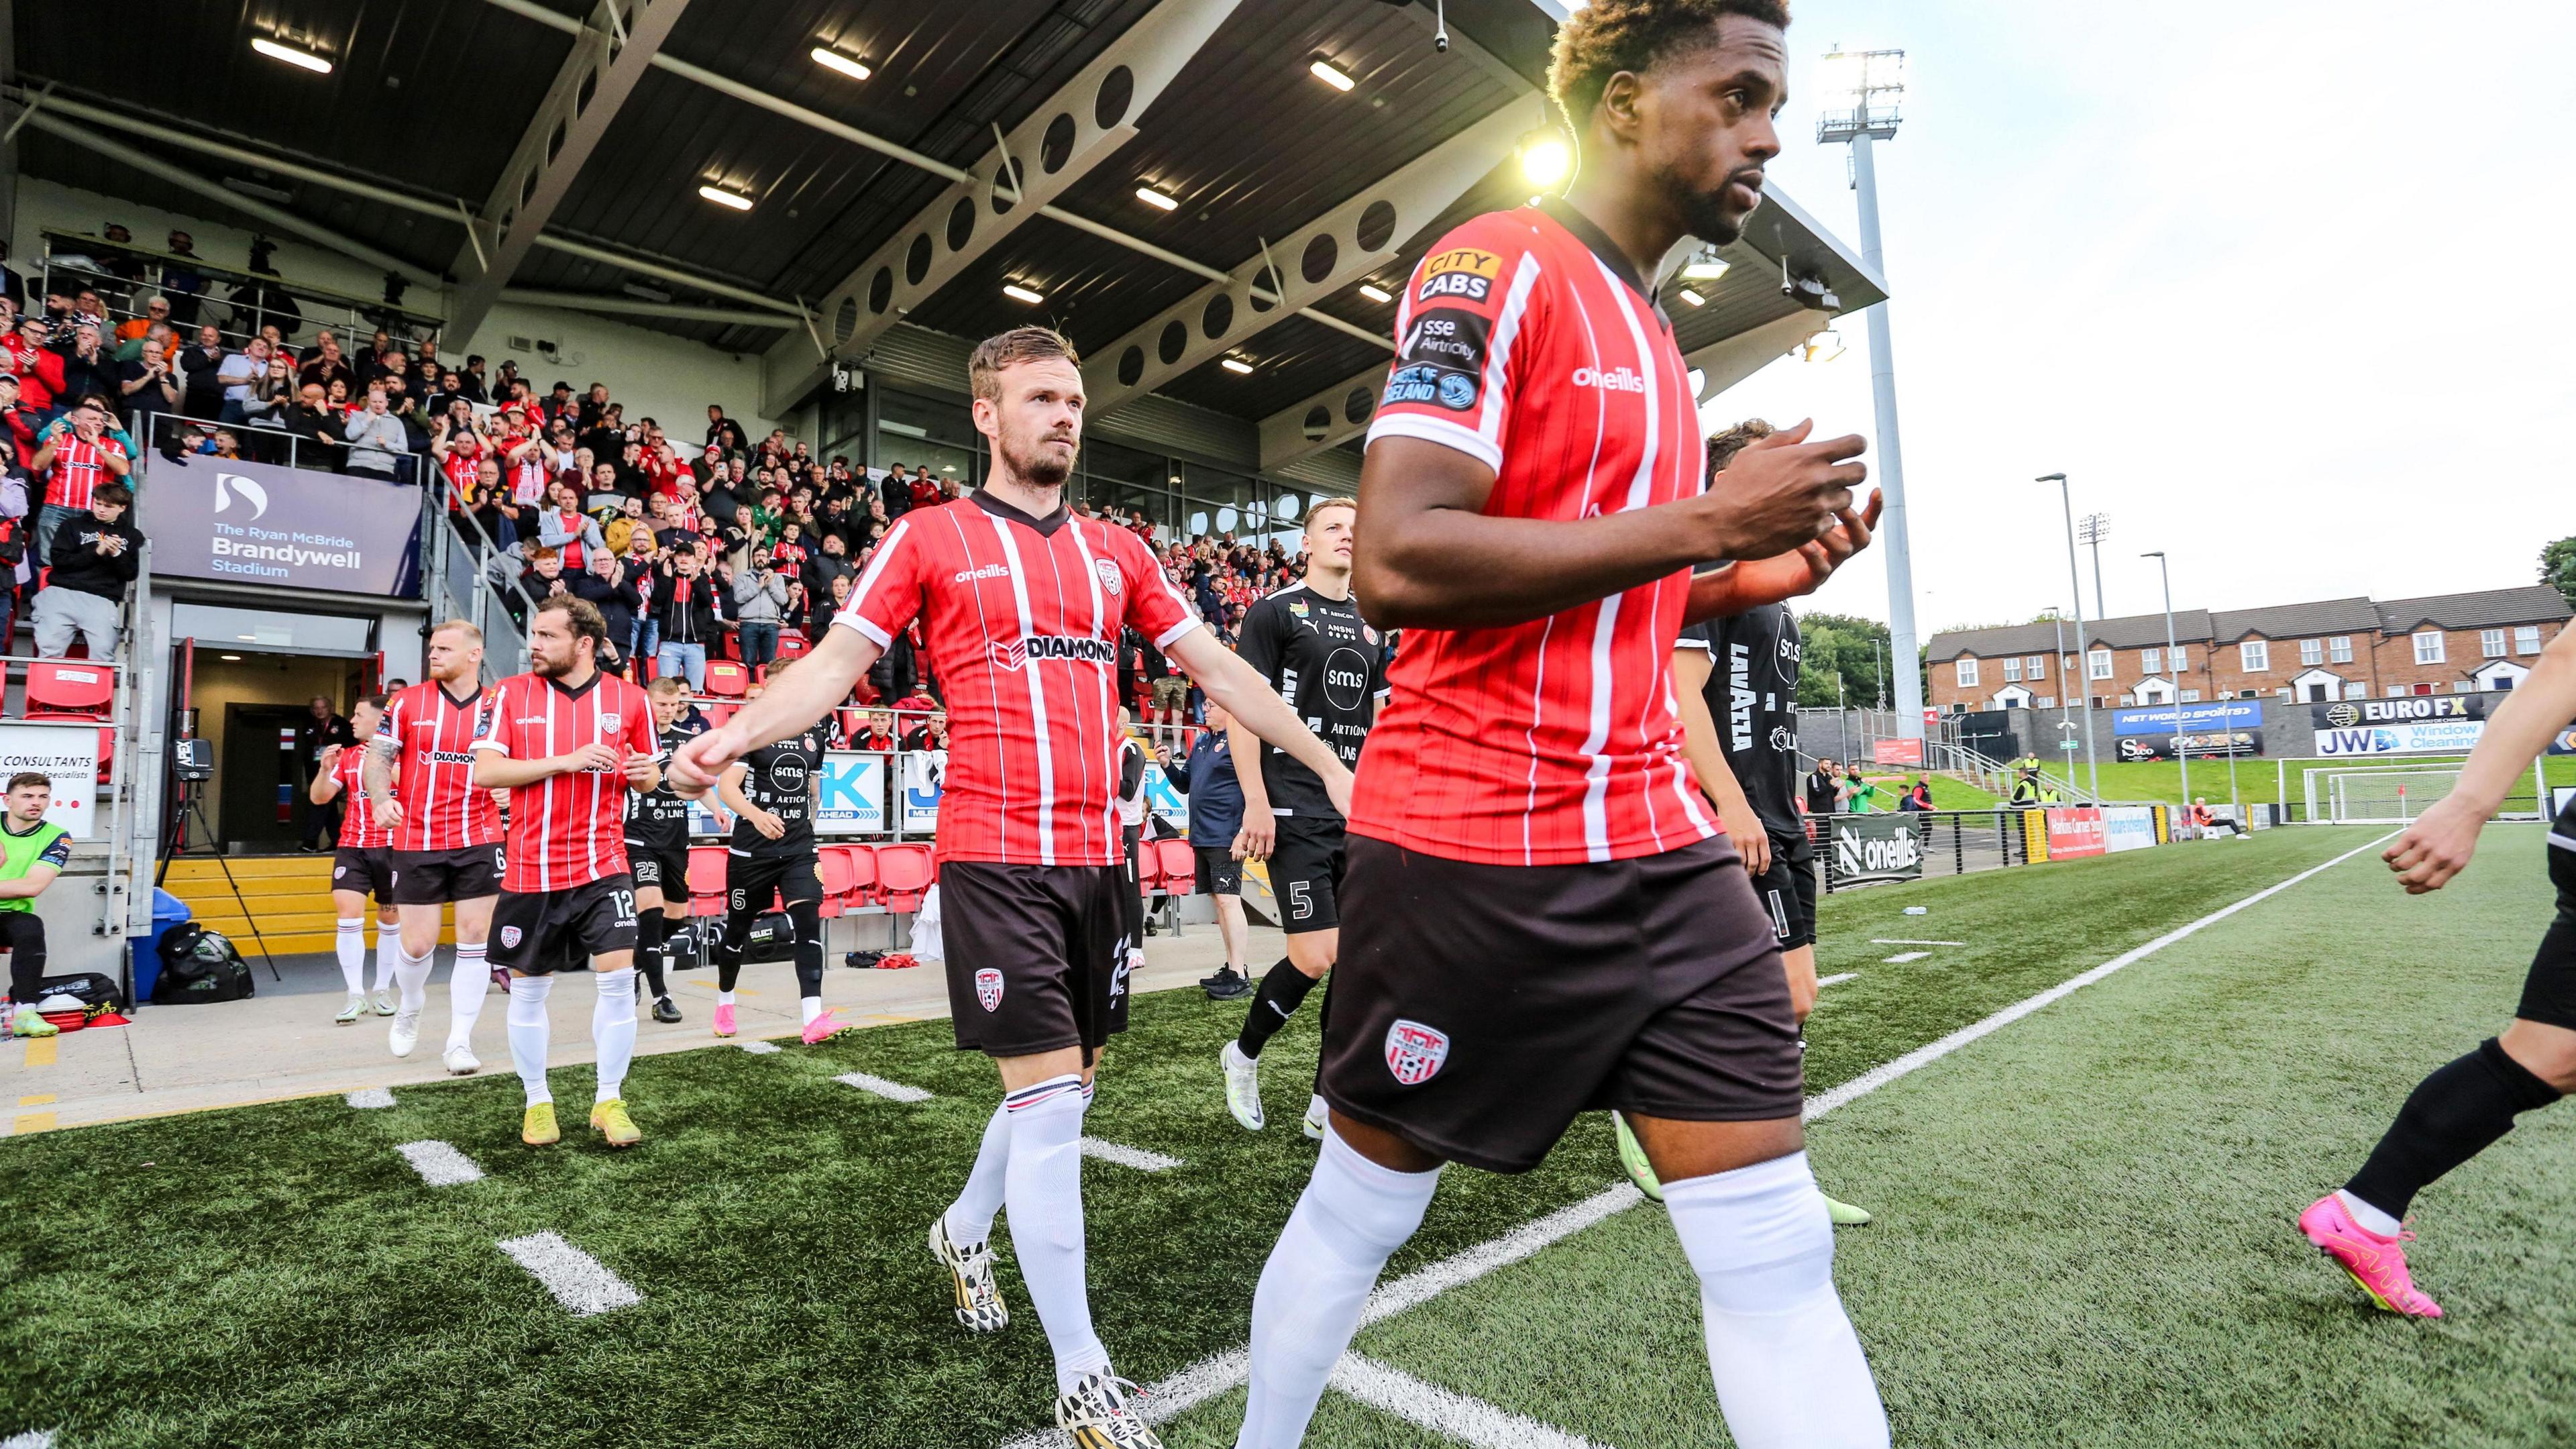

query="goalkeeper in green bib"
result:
[0,772,73,1038]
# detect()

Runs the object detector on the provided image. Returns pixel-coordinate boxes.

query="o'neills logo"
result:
[987,635,1120,672]
[1571,364,1648,392]
[953,563,1012,584]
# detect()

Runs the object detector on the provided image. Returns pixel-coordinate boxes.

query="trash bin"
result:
[132,888,193,1006]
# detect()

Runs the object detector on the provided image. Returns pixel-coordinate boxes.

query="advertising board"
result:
[2044,806,2106,859]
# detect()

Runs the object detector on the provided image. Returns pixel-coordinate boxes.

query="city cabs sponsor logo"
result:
[1415,247,1501,303]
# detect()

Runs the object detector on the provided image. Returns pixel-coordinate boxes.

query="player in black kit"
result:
[1638,419,1870,1225]
[1218,498,1389,1140]
[624,676,699,1024]
[711,656,842,1044]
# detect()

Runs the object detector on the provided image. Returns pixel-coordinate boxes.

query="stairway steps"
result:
[160,857,339,883]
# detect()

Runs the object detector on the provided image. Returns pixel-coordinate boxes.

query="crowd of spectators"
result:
[0,225,1321,705]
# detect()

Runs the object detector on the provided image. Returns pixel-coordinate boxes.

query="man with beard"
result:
[672,326,1348,1448]
[469,597,660,1148]
[1233,3,1890,1446]
[369,624,504,1072]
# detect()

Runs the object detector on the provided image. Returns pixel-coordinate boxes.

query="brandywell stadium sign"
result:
[140,455,423,597]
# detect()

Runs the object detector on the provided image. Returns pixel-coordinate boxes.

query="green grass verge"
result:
[0,827,2443,1448]
[2039,756,2576,812]
[1158,825,2575,1448]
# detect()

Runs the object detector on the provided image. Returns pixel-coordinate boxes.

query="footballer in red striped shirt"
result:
[468,595,659,1148]
[1245,8,1892,1448]
[370,621,509,1074]
[313,693,398,1023]
[669,327,1348,1431]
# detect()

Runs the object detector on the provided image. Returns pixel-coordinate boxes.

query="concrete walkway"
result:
[5,920,1277,1134]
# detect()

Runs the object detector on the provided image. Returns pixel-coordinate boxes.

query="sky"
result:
[1678,0,2576,638]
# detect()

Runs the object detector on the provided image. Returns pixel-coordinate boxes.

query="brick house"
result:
[1925,585,2571,713]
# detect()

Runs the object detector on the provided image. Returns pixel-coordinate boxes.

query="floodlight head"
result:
[1817,48,1906,144]
[2141,550,2165,559]
[2035,472,2066,483]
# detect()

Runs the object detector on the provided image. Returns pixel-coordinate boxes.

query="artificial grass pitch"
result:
[9,825,2551,1448]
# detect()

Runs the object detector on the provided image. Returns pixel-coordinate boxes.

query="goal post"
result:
[2314,767,2460,825]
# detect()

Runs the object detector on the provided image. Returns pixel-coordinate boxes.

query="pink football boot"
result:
[802,1008,853,1045]
[2299,1193,2443,1318]
[711,1002,737,1038]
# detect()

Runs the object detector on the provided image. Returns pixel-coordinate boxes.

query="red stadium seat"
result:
[1155,839,1197,896]
[815,845,853,920]
[835,707,865,747]
[24,661,113,714]
[833,842,880,910]
[776,629,811,662]
[876,843,935,914]
[25,712,112,785]
[703,659,749,698]
[699,700,739,729]
[685,846,729,917]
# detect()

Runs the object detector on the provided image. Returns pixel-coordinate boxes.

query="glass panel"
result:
[1081,437,1171,535]
[174,602,374,653]
[875,390,983,488]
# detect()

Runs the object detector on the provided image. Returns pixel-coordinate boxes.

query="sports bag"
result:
[152,924,256,1004]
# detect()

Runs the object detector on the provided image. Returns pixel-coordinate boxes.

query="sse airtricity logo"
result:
[214,472,270,521]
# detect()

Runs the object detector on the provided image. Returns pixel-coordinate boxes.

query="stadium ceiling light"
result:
[1680,254,1730,282]
[1356,282,1393,304]
[1134,185,1179,212]
[810,47,871,81]
[1802,324,1845,363]
[1220,357,1256,375]
[219,653,244,661]
[1002,282,1045,305]
[697,184,755,212]
[251,37,332,74]
[1519,133,1572,187]
[1309,59,1356,92]
[1678,287,1707,307]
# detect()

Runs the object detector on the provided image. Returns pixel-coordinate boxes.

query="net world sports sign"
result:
[2111,700,2263,737]
[139,455,423,597]
[1831,814,1923,887]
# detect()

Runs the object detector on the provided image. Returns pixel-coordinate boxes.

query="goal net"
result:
[2312,768,2462,825]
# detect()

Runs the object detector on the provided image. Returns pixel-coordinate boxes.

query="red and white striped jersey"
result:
[332,743,392,850]
[470,669,657,892]
[838,491,1199,867]
[44,434,128,512]
[1353,201,1717,867]
[378,682,502,853]
[437,433,486,502]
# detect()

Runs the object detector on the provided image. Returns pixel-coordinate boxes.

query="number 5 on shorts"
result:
[1287,879,1311,921]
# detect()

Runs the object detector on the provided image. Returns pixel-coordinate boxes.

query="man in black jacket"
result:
[279,382,345,470]
[34,482,139,658]
[653,542,720,690]
[567,545,643,676]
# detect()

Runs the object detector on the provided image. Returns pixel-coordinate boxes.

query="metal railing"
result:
[36,229,445,354]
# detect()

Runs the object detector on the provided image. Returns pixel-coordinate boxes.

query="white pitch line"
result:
[1808,831,2398,1123]
[345,1087,396,1109]
[835,1071,932,1103]
[1882,951,1930,963]
[1817,972,1860,987]
[1334,1353,1612,1449]
[736,1040,782,1055]
[1080,1137,1183,1173]
[496,1232,641,1316]
[3,1430,57,1448]
[1870,938,1964,947]
[993,834,2392,1448]
[394,1139,484,1187]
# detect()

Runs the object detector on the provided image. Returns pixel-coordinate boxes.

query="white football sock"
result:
[393,944,437,1014]
[506,974,554,1107]
[1238,1126,1442,1448]
[945,1101,1011,1248]
[333,919,366,995]
[718,989,737,1007]
[2337,1188,2403,1238]
[1663,1151,1888,1449]
[1003,1074,1110,1395]
[446,942,490,1049]
[592,967,637,1104]
[371,927,398,994]
[800,995,823,1026]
